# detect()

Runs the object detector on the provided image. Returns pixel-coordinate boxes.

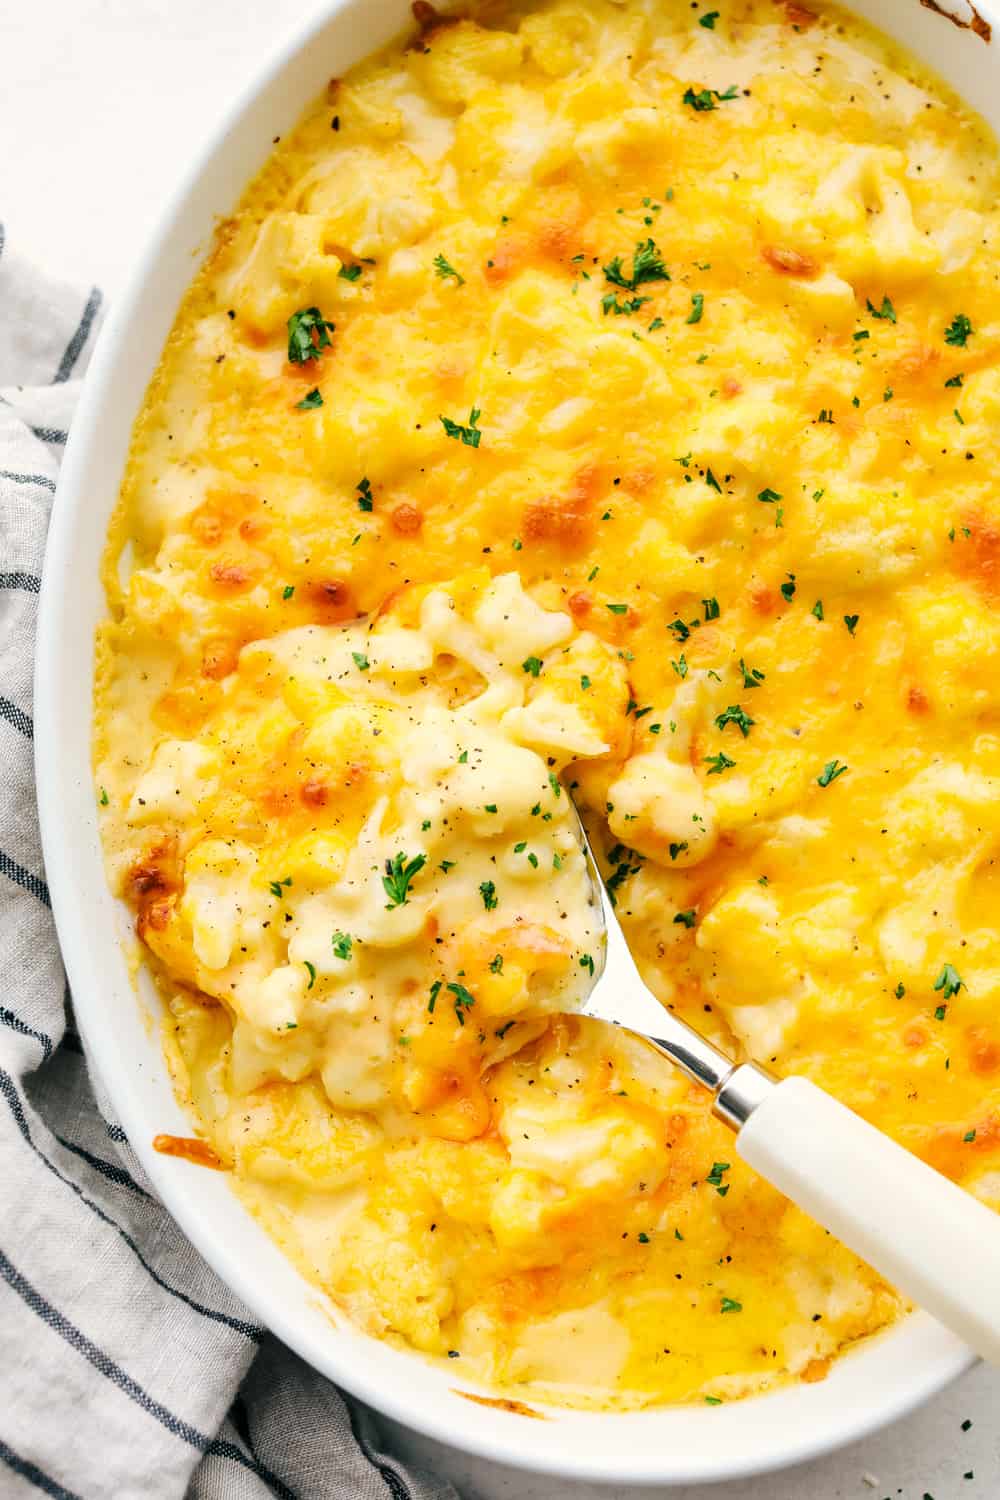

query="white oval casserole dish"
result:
[35,0,999,1484]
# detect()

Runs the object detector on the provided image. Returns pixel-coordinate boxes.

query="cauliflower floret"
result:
[607,751,716,867]
[696,882,801,1001]
[179,838,262,971]
[329,1183,458,1352]
[297,145,437,257]
[127,739,218,825]
[225,213,344,335]
[473,571,573,666]
[407,20,525,108]
[217,1079,383,1189]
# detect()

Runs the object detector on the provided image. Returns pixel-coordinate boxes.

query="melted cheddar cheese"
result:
[95,0,1000,1409]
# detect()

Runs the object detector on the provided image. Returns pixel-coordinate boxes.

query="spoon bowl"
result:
[573,803,774,1122]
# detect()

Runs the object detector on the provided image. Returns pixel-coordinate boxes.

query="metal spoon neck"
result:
[646,1032,777,1130]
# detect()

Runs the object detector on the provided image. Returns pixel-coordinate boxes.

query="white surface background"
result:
[2,2,998,1494]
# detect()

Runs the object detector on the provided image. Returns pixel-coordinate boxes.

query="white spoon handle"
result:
[736,1075,1000,1364]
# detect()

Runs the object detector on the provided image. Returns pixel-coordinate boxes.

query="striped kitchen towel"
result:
[0,227,458,1500]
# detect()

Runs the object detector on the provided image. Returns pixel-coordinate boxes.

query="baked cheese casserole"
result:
[94,0,1000,1409]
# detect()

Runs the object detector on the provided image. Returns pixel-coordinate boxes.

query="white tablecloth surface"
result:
[2,2,996,1493]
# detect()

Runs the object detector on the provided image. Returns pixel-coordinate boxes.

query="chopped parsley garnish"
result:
[447,981,476,1025]
[580,674,592,690]
[668,618,690,641]
[704,751,736,775]
[739,658,765,689]
[98,787,109,806]
[682,84,739,111]
[331,930,354,961]
[843,614,859,636]
[669,841,688,861]
[603,238,670,292]
[287,307,334,363]
[757,487,782,505]
[357,476,373,511]
[672,655,688,679]
[964,1129,976,1143]
[945,373,964,388]
[705,467,723,493]
[304,960,316,989]
[458,750,469,764]
[606,847,643,905]
[817,408,834,424]
[433,253,465,286]
[484,804,498,814]
[781,573,796,601]
[580,953,595,976]
[295,387,323,410]
[338,263,362,282]
[440,407,482,448]
[706,1162,730,1194]
[607,602,629,614]
[382,851,426,908]
[522,655,543,676]
[866,295,896,324]
[714,704,754,738]
[720,1297,742,1313]
[674,908,697,928]
[490,954,504,974]
[479,880,498,911]
[699,8,719,25]
[602,292,651,317]
[934,1004,947,1021]
[933,962,964,1000]
[945,313,973,347]
[687,292,705,324]
[703,596,720,620]
[811,599,824,621]
[282,584,295,600]
[548,771,562,799]
[352,651,370,671]
[817,759,848,787]
[268,877,292,899]
[428,979,442,1014]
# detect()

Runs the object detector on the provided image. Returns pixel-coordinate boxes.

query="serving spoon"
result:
[573,811,1000,1365]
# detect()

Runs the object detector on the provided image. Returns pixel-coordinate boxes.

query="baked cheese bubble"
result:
[95,0,1000,1409]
